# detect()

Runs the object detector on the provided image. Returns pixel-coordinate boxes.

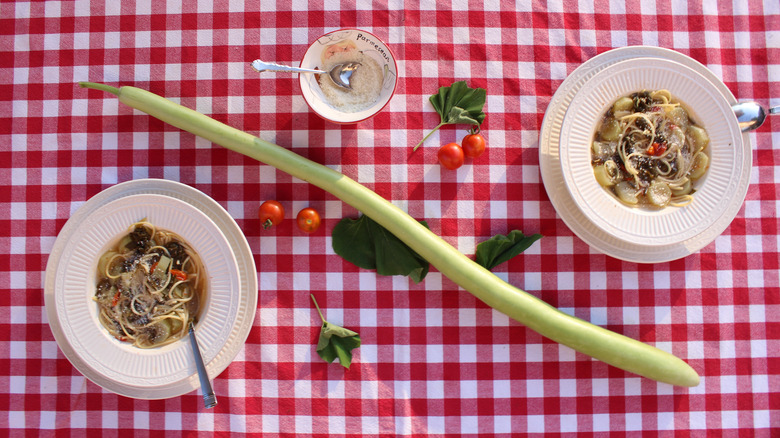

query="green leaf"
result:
[414,81,486,151]
[432,81,486,125]
[311,295,361,369]
[447,106,482,126]
[332,214,430,283]
[316,321,361,368]
[475,230,542,271]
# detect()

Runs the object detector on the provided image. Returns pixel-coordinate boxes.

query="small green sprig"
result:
[414,81,486,151]
[311,294,361,369]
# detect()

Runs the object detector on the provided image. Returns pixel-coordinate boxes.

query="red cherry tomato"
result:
[259,200,285,230]
[438,143,465,170]
[296,207,321,233]
[461,132,486,158]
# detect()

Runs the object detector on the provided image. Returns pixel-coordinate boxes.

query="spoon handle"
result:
[769,106,779,115]
[189,322,217,409]
[250,59,324,74]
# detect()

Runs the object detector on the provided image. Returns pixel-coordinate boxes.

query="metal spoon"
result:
[250,59,361,90]
[732,101,779,132]
[189,321,217,408]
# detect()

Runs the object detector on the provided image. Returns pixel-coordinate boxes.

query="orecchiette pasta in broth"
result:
[591,90,710,208]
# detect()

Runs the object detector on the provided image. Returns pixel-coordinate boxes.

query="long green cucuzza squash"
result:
[79,82,700,387]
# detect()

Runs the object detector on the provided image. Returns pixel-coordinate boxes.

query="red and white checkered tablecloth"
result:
[2,0,778,435]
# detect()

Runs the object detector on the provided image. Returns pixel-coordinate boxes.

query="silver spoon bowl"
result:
[250,59,361,90]
[732,101,778,132]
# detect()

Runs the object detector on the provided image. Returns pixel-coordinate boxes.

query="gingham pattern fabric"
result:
[2,0,778,436]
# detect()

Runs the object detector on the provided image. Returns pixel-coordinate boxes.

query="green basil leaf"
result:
[332,214,430,283]
[475,230,542,271]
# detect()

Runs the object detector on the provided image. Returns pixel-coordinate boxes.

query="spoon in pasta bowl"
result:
[732,101,778,132]
[189,321,217,408]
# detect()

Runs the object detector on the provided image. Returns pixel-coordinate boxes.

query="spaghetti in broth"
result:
[590,90,710,208]
[94,220,205,348]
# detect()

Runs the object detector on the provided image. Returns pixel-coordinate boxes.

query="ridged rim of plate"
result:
[538,46,751,263]
[44,179,258,399]
[559,57,743,246]
[54,194,240,386]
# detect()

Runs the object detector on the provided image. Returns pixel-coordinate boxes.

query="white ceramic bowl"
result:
[558,57,745,247]
[50,194,241,396]
[299,28,397,124]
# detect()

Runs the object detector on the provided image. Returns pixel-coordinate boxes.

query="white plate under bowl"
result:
[539,46,752,263]
[559,58,744,247]
[45,179,258,399]
[299,28,398,124]
[55,195,239,389]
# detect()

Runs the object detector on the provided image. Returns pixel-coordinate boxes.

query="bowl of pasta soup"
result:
[558,57,746,248]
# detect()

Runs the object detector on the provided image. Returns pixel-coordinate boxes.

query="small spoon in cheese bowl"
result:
[250,59,361,90]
